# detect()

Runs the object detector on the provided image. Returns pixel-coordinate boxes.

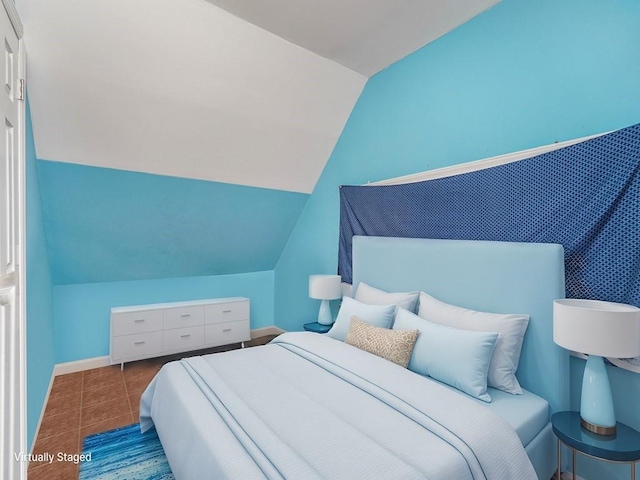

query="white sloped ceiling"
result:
[19,0,367,194]
[203,0,500,76]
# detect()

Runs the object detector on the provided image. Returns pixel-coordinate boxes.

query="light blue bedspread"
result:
[140,332,537,480]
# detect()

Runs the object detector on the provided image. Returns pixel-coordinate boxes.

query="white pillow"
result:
[355,282,419,313]
[417,292,529,395]
[326,297,396,342]
[393,308,498,402]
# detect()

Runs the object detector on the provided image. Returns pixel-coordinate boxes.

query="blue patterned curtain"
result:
[339,123,640,308]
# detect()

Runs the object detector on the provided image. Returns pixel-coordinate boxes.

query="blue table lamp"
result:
[553,299,640,435]
[309,275,342,326]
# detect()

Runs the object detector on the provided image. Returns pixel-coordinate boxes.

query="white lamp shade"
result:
[553,299,640,358]
[309,275,342,300]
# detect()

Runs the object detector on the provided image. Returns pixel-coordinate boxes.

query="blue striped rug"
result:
[79,423,174,480]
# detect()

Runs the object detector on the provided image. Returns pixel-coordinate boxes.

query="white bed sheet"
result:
[434,380,549,447]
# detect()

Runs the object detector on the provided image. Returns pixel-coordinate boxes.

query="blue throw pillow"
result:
[417,291,529,395]
[326,297,396,342]
[393,308,498,402]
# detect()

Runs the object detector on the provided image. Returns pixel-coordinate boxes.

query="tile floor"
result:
[27,335,278,479]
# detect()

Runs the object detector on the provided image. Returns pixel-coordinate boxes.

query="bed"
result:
[140,236,569,479]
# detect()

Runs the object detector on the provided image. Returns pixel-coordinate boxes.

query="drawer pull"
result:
[180,334,191,338]
[223,328,232,333]
[134,341,146,345]
[134,319,145,323]
[180,314,191,318]
[222,310,232,313]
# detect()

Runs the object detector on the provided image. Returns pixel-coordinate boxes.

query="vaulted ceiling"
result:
[203,0,500,76]
[20,0,499,193]
[19,0,499,283]
[19,0,366,194]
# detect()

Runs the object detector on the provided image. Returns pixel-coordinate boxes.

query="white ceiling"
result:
[202,0,500,76]
[19,0,498,193]
[19,0,365,193]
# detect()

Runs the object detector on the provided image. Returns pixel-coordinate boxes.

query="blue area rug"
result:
[79,423,174,480]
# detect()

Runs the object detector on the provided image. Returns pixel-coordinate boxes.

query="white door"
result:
[0,0,24,478]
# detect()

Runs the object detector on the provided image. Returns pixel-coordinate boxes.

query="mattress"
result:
[482,387,549,446]
[434,380,549,447]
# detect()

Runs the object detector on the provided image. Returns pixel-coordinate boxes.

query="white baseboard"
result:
[30,372,55,454]
[53,356,111,376]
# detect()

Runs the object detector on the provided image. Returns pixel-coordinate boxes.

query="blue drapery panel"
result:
[339,123,640,308]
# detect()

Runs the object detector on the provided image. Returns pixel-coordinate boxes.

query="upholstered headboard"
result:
[351,236,569,414]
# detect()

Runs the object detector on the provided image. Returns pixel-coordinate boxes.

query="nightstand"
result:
[303,322,332,333]
[552,411,640,480]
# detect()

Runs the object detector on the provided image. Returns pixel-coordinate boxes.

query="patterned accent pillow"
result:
[345,316,419,368]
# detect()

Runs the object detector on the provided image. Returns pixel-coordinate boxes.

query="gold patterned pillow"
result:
[345,316,419,368]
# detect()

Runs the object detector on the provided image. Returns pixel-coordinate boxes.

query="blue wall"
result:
[53,270,274,363]
[274,1,640,478]
[275,0,640,331]
[37,160,308,285]
[25,99,56,449]
[35,157,305,364]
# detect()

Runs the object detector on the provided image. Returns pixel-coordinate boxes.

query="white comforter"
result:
[140,332,537,480]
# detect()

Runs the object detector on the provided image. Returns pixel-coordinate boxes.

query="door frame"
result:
[1,0,25,478]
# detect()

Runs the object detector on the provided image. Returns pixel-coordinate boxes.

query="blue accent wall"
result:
[37,160,308,284]
[26,99,56,449]
[274,2,640,478]
[53,270,274,363]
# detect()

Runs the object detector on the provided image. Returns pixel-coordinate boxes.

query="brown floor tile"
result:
[31,430,79,469]
[82,366,124,391]
[82,381,127,408]
[81,396,130,428]
[48,375,83,401]
[28,460,79,480]
[53,372,83,387]
[44,392,82,418]
[37,408,81,439]
[124,374,155,399]
[80,413,135,440]
[122,358,161,380]
[129,393,142,418]
[123,369,159,392]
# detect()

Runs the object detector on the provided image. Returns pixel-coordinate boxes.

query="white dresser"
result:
[110,297,250,367]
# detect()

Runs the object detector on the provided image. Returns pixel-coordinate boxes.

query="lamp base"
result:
[581,417,616,436]
[580,355,616,436]
[317,299,334,326]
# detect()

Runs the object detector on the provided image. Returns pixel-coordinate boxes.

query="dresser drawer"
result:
[111,331,163,361]
[205,320,249,346]
[205,301,249,324]
[112,310,163,336]
[164,326,204,352]
[110,297,250,366]
[163,305,204,330]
